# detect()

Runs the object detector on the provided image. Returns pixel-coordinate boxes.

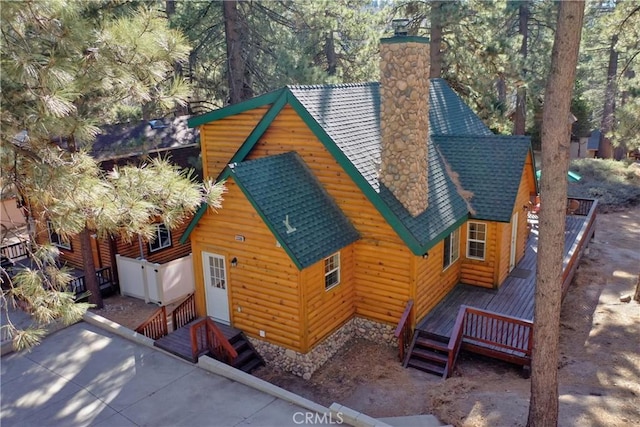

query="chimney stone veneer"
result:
[379,37,430,217]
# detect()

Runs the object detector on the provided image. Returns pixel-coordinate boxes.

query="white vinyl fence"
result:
[116,254,194,306]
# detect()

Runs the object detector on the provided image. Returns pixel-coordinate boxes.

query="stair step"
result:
[415,336,449,352]
[232,348,255,367]
[411,347,448,364]
[233,339,248,351]
[407,358,446,377]
[239,357,264,374]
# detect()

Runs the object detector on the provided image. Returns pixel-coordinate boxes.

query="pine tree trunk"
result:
[527,2,584,426]
[514,2,529,136]
[224,0,244,105]
[80,227,103,309]
[599,35,618,159]
[429,1,443,79]
[325,31,337,76]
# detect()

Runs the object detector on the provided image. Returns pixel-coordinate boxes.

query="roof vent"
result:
[149,119,167,129]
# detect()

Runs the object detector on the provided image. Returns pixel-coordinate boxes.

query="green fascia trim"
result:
[229,171,304,270]
[187,90,283,128]
[179,203,208,244]
[380,36,430,44]
[227,90,289,166]
[419,214,469,255]
[284,94,426,255]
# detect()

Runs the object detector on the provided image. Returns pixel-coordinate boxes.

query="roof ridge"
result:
[287,82,378,91]
[433,134,531,140]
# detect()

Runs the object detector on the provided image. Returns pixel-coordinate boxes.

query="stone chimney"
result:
[379,21,430,217]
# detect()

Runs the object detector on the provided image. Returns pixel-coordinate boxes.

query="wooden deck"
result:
[154,318,242,362]
[418,200,597,340]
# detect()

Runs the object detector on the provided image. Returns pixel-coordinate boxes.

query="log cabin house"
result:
[181,33,540,378]
[32,116,201,303]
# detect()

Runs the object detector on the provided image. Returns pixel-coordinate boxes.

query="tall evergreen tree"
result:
[528,1,585,425]
[1,0,225,344]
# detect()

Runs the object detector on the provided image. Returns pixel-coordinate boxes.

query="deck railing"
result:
[462,307,532,358]
[1,241,31,261]
[172,293,197,330]
[135,306,169,340]
[567,197,596,216]
[394,299,414,362]
[447,305,533,374]
[69,266,114,298]
[190,317,238,364]
[562,198,598,297]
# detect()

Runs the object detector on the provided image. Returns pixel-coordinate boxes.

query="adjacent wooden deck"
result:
[418,198,597,340]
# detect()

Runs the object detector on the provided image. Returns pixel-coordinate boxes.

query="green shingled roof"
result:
[433,135,531,222]
[230,152,359,269]
[183,78,533,254]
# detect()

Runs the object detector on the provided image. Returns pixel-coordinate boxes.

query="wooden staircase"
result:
[154,317,265,373]
[226,328,265,373]
[404,331,451,378]
[136,294,265,373]
[406,305,534,379]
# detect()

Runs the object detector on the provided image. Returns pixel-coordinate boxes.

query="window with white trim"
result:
[324,252,340,290]
[443,228,460,269]
[467,222,487,260]
[149,223,172,252]
[47,221,71,250]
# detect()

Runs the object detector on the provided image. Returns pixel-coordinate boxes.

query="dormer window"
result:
[149,223,171,252]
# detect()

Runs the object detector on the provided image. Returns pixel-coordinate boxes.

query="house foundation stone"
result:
[248,316,398,378]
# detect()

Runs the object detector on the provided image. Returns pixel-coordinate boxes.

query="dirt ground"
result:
[96,207,640,427]
[91,294,162,330]
[254,207,640,427]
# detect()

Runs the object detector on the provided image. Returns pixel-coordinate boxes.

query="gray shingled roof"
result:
[183,77,532,253]
[287,78,518,249]
[230,152,360,269]
[90,116,197,161]
[288,79,492,192]
[433,135,531,222]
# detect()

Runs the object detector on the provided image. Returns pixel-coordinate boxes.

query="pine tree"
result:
[1,0,225,347]
[527,1,585,425]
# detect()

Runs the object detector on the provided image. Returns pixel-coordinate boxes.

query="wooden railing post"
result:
[394,299,414,362]
[190,317,238,363]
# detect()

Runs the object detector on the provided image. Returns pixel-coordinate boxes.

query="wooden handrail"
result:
[135,306,168,340]
[172,293,197,330]
[190,317,238,363]
[394,299,414,362]
[446,305,468,378]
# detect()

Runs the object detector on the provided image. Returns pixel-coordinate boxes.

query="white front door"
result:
[509,212,518,272]
[202,251,230,324]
